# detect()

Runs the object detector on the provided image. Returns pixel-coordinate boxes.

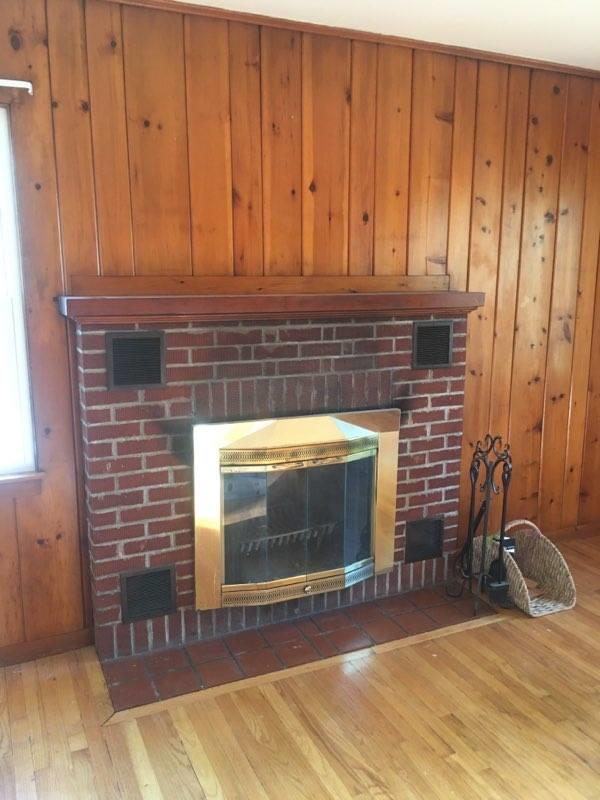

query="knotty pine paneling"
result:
[408,51,455,276]
[72,0,599,532]
[122,5,192,274]
[1,0,600,658]
[566,83,600,527]
[260,27,302,276]
[508,72,568,521]
[348,40,377,276]
[229,22,264,276]
[185,16,234,276]
[85,0,135,275]
[0,0,86,651]
[302,33,351,274]
[539,77,592,531]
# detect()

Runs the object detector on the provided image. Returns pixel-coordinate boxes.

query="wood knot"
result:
[308,180,316,193]
[9,30,22,50]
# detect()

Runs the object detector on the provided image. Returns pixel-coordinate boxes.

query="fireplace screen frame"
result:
[193,409,400,609]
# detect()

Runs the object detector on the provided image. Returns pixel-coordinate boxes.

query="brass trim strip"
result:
[221,560,374,606]
[220,447,377,474]
[219,435,378,467]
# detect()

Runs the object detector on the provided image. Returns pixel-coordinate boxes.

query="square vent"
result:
[405,518,444,563]
[106,331,165,389]
[412,321,453,369]
[120,566,176,622]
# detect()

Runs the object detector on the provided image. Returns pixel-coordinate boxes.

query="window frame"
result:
[0,102,38,480]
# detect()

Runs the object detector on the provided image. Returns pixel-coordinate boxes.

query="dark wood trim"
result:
[68,275,450,296]
[57,290,485,324]
[0,627,93,667]
[103,0,600,80]
[0,472,43,500]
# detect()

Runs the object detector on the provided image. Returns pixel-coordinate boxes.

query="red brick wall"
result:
[76,316,467,659]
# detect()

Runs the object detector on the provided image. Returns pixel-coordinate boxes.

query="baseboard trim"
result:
[549,522,600,542]
[0,628,93,667]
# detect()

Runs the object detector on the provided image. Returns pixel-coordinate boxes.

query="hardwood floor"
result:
[1,535,600,799]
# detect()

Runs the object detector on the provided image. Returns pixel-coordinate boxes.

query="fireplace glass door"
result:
[194,410,400,609]
[222,453,375,587]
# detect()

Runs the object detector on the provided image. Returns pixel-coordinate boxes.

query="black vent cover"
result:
[413,321,453,369]
[121,566,176,622]
[107,331,165,389]
[405,518,444,563]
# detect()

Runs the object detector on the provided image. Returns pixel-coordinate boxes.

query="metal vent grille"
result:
[107,331,165,389]
[121,566,176,622]
[413,321,453,369]
[405,518,444,563]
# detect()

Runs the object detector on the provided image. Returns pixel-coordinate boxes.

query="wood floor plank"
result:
[137,712,202,799]
[0,532,600,798]
[0,670,16,799]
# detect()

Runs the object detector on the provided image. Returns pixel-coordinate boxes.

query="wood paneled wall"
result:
[1,0,599,654]
[56,0,600,533]
[0,0,88,657]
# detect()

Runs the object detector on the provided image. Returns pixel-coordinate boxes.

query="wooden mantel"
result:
[57,276,484,324]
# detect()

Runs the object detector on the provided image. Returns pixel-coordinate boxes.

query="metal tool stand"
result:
[464,434,512,614]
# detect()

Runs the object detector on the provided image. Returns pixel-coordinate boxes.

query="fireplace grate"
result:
[120,566,176,622]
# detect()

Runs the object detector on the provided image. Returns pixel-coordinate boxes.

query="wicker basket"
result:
[472,519,576,617]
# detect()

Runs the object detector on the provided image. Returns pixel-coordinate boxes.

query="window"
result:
[0,106,35,474]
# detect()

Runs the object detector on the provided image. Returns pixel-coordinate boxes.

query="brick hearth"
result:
[75,315,467,660]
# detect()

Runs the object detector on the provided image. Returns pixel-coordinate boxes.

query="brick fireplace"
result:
[73,313,467,660]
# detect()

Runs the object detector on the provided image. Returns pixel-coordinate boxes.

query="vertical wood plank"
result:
[0,500,25,648]
[229,22,263,276]
[302,33,351,275]
[508,71,567,521]
[472,66,530,532]
[85,0,134,276]
[185,16,234,276]
[488,67,531,441]
[348,40,377,276]
[458,62,509,528]
[447,58,478,290]
[122,5,191,275]
[1,0,84,640]
[539,77,592,530]
[261,27,302,275]
[408,52,455,275]
[46,0,98,277]
[373,45,412,275]
[574,82,600,526]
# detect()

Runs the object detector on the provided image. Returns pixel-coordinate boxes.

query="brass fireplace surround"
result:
[193,409,400,609]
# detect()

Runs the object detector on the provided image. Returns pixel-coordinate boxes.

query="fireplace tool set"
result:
[448,434,513,612]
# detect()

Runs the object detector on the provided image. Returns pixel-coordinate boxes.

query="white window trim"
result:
[0,105,37,476]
